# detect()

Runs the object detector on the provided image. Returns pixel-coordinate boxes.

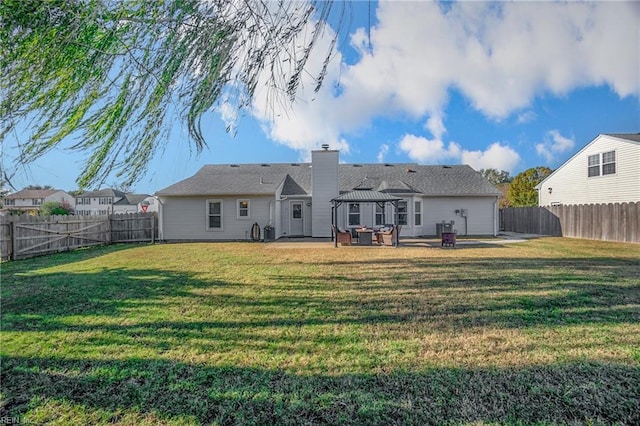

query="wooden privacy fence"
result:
[0,212,157,260]
[501,202,639,244]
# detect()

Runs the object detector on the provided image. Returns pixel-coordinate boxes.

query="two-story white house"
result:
[75,189,152,216]
[537,133,640,206]
[2,189,75,215]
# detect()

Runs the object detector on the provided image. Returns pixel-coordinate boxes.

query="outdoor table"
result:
[356,229,374,245]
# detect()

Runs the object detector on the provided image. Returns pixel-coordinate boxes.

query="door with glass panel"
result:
[289,201,304,236]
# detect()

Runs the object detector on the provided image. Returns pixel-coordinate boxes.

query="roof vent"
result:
[321,144,330,151]
[442,165,452,169]
[230,164,240,167]
[406,168,416,173]
[353,164,362,167]
[384,163,393,167]
[291,163,300,166]
[261,164,270,167]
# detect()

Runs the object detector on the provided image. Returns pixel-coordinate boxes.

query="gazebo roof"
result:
[331,190,402,203]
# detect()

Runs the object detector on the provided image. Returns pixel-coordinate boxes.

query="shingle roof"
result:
[156,163,500,197]
[603,133,640,143]
[157,163,313,196]
[114,193,150,205]
[6,189,60,199]
[338,164,499,196]
[77,188,126,198]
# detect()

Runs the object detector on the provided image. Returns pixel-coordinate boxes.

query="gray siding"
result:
[423,197,498,236]
[333,196,497,237]
[160,195,274,240]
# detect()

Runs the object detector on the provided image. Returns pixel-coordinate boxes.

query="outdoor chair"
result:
[377,225,402,246]
[332,225,352,246]
[378,225,397,246]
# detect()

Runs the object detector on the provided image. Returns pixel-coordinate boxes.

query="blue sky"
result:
[6,1,639,195]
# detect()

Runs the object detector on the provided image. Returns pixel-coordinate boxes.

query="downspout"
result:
[269,199,275,227]
[493,201,500,237]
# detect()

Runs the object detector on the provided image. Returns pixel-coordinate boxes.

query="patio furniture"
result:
[441,231,456,247]
[378,225,399,246]
[332,225,352,245]
[356,228,374,245]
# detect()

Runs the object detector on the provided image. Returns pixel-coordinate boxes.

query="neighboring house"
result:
[113,193,154,214]
[537,133,640,206]
[75,188,152,215]
[155,148,501,241]
[2,189,75,215]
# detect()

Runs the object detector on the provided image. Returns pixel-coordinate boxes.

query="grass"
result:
[1,238,639,425]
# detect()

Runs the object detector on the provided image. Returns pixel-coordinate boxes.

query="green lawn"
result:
[1,238,639,425]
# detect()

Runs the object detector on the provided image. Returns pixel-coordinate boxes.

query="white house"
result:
[75,189,152,215]
[537,133,640,206]
[2,189,75,215]
[155,148,501,241]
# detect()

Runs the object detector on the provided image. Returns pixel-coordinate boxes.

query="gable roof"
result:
[6,189,60,199]
[114,193,150,206]
[77,188,126,198]
[156,163,500,197]
[603,133,640,143]
[536,133,640,188]
[157,163,313,196]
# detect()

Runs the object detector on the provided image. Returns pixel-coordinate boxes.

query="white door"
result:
[290,201,304,236]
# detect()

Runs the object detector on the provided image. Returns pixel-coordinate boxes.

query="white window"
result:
[207,200,223,230]
[292,203,302,219]
[32,198,43,205]
[5,199,15,206]
[588,151,616,177]
[375,204,385,226]
[397,201,408,226]
[99,197,112,205]
[237,199,250,219]
[348,203,360,226]
[414,200,422,226]
[588,154,600,177]
[602,151,616,175]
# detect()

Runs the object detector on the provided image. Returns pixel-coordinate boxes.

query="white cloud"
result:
[377,144,389,163]
[399,133,520,173]
[536,130,575,163]
[516,111,537,124]
[217,101,238,134]
[399,134,461,164]
[425,114,446,140]
[461,143,521,172]
[243,1,638,158]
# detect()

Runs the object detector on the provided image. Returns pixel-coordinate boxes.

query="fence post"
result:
[10,219,17,260]
[151,214,155,244]
[106,214,112,244]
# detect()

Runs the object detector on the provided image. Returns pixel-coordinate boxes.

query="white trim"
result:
[414,199,422,227]
[397,199,408,226]
[289,200,304,236]
[347,202,361,227]
[206,199,223,231]
[537,134,635,189]
[237,199,250,219]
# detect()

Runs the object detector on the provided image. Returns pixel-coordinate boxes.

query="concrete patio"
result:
[268,232,545,249]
